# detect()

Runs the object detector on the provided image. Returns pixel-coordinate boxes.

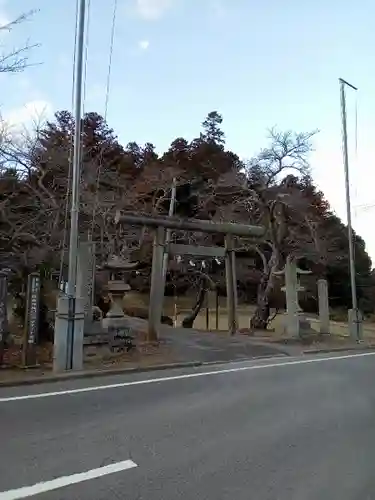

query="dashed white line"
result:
[0,459,138,500]
[0,351,374,403]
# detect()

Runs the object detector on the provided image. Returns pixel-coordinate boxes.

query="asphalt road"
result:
[1,352,375,499]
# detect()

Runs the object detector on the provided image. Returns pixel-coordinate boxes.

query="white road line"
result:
[1,351,374,403]
[0,459,137,500]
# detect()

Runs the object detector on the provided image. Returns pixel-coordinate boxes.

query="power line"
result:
[89,0,118,241]
[104,0,118,120]
[354,203,375,212]
[82,0,91,115]
[355,92,358,157]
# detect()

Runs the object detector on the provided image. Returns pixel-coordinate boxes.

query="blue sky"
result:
[1,0,375,264]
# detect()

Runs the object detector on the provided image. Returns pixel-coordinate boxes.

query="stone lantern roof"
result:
[103,255,139,271]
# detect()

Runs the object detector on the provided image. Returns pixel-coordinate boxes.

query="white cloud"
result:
[138,39,150,50]
[4,100,53,134]
[135,0,175,20]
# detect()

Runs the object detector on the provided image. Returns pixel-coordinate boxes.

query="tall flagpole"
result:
[339,77,360,340]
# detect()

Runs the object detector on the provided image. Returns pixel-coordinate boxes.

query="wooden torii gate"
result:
[116,213,265,340]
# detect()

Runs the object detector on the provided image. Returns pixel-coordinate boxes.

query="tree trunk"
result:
[250,252,279,331]
[250,275,271,331]
[182,280,207,328]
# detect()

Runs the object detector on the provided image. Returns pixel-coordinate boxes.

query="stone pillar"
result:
[231,248,238,329]
[225,235,237,335]
[206,290,217,330]
[0,271,8,365]
[148,226,166,341]
[53,296,85,372]
[215,288,219,330]
[284,259,300,337]
[76,241,96,331]
[317,279,330,334]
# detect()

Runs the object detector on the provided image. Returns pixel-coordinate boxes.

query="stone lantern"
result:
[101,255,138,329]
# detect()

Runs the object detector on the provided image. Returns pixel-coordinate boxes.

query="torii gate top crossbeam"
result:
[116,213,265,238]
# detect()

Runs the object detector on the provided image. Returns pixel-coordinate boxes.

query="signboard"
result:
[86,242,96,320]
[77,242,96,327]
[23,272,41,367]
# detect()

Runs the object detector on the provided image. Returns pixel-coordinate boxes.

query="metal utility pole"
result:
[55,0,86,371]
[339,77,360,340]
[67,0,86,298]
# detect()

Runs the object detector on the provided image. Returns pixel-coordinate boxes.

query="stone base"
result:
[53,296,85,373]
[282,312,315,338]
[298,315,315,337]
[84,320,105,336]
[348,308,363,340]
[102,315,133,332]
[83,317,134,346]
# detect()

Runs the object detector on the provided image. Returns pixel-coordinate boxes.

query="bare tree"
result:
[223,128,320,330]
[0,10,39,73]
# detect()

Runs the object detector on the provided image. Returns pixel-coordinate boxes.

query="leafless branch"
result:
[0,10,40,73]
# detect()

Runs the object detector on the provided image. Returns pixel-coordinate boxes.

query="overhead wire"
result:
[89,0,118,242]
[353,92,358,221]
[351,96,375,212]
[353,92,358,264]
[355,92,358,157]
[104,0,118,120]
[356,204,375,212]
[82,0,91,117]
[347,92,370,214]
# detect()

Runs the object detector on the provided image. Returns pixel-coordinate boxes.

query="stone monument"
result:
[22,272,41,367]
[0,271,8,365]
[76,241,96,330]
